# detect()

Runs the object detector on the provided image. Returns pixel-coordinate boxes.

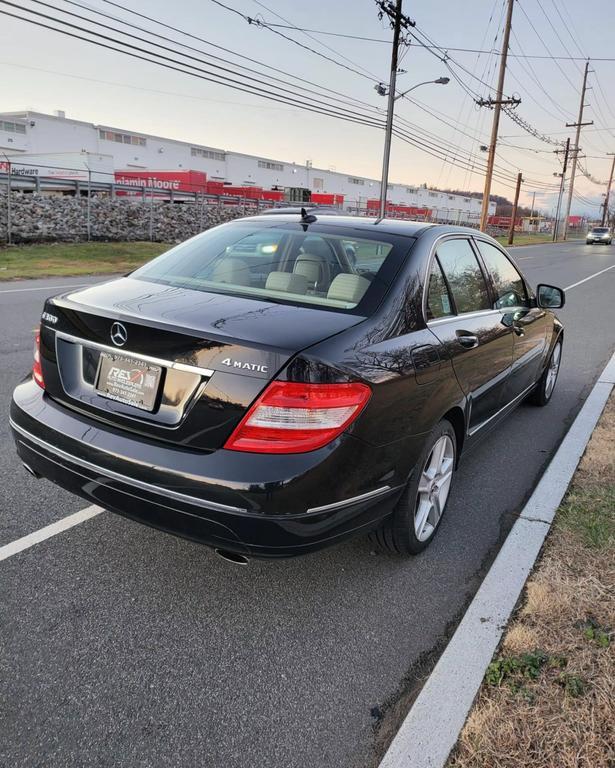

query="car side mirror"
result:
[536,284,565,309]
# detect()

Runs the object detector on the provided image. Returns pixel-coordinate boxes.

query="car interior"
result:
[205,230,389,309]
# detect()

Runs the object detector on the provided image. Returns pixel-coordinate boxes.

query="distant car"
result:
[10,213,565,562]
[586,226,612,244]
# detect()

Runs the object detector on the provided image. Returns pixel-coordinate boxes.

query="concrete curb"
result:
[378,351,615,768]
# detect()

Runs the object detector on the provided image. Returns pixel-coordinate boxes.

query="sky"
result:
[1,0,615,215]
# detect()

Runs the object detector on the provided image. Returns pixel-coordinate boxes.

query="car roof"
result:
[236,212,486,239]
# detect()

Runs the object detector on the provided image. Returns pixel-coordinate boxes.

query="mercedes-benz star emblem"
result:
[110,322,128,347]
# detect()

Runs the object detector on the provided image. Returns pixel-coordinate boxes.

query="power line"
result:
[508,28,574,122]
[398,46,615,62]
[208,0,380,83]
[577,159,609,186]
[249,0,383,80]
[551,0,586,60]
[54,1,385,123]
[0,3,384,129]
[4,0,565,199]
[48,0,541,186]
[12,0,385,125]
[0,2,532,192]
[533,0,583,76]
[92,0,385,116]
[502,107,566,147]
[64,0,385,117]
[248,23,390,43]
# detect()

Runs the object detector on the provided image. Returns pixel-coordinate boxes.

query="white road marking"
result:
[0,505,103,563]
[0,283,90,294]
[564,263,615,291]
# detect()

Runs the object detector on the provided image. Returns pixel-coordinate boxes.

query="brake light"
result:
[224,381,371,454]
[33,330,45,389]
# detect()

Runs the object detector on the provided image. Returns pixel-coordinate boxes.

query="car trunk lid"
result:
[39,277,363,450]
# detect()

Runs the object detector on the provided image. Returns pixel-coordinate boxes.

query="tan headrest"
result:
[265,271,308,294]
[212,258,250,286]
[293,253,329,286]
[326,274,370,304]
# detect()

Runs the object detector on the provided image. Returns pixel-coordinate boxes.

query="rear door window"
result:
[434,239,491,314]
[426,258,454,319]
[475,240,529,309]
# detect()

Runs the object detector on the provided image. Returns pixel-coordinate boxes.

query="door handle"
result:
[512,324,525,337]
[456,332,479,349]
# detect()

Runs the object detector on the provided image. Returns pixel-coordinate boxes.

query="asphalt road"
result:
[1,242,615,768]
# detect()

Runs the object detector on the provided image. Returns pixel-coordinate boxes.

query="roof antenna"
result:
[300,207,317,223]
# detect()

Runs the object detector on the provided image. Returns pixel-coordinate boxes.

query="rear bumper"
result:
[10,380,414,558]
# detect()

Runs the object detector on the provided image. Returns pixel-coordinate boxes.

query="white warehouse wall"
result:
[0,110,496,219]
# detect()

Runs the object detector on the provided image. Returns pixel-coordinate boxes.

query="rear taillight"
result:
[33,330,45,389]
[224,381,371,454]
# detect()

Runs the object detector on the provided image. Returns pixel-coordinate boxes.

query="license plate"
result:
[96,352,162,412]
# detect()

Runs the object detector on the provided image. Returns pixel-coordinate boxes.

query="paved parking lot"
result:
[2,242,615,768]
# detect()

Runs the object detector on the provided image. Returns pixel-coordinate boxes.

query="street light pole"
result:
[377,69,449,217]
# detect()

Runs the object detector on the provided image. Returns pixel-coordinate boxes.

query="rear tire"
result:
[369,420,457,555]
[529,338,562,406]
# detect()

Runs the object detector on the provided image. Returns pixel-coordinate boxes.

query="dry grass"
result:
[449,395,615,768]
[0,241,170,280]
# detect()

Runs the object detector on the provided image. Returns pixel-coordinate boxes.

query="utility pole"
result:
[378,0,402,219]
[376,1,415,219]
[508,172,522,245]
[562,61,593,240]
[601,152,615,227]
[553,138,570,241]
[479,0,517,231]
[530,191,536,225]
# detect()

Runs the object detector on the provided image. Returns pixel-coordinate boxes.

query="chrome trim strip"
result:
[306,485,392,514]
[427,309,503,327]
[54,331,215,378]
[9,418,247,515]
[468,382,536,437]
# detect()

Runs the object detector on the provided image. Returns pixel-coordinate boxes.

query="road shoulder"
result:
[377,351,615,768]
[449,392,614,767]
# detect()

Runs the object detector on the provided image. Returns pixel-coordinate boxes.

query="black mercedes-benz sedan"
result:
[10,211,565,561]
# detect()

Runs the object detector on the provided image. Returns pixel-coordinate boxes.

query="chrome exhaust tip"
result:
[214,548,250,566]
[22,462,41,479]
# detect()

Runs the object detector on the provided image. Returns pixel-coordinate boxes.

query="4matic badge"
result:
[221,357,268,374]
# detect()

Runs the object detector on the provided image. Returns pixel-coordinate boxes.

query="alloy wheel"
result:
[414,435,455,542]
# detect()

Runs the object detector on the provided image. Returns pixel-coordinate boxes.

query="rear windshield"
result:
[132,221,412,314]
[591,227,609,233]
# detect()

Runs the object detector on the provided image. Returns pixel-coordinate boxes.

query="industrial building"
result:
[0,110,495,221]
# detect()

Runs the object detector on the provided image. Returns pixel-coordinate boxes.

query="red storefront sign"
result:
[114,169,208,194]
